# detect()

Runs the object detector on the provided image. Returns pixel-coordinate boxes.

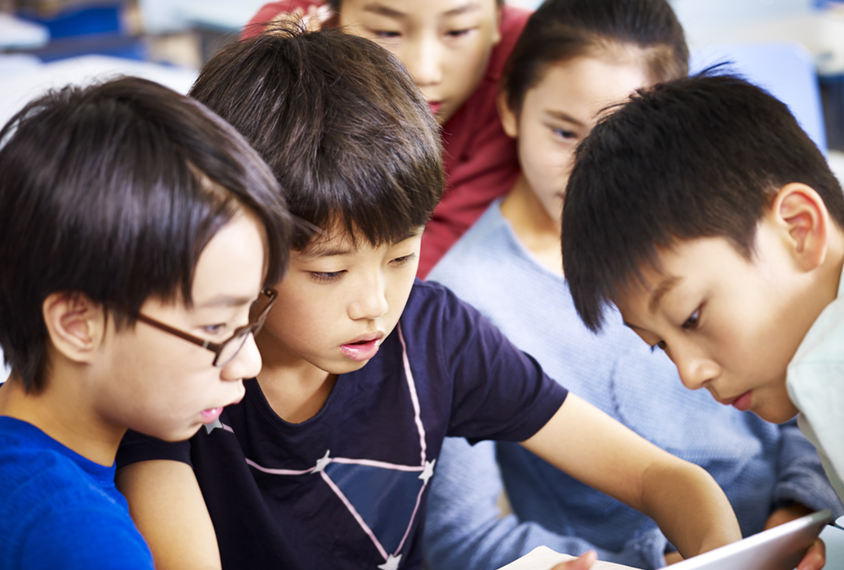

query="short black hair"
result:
[190,26,444,250]
[0,77,293,391]
[561,72,844,332]
[504,0,688,115]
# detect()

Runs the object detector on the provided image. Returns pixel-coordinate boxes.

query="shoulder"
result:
[428,203,510,280]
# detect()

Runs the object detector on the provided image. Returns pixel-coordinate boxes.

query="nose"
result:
[673,346,720,391]
[402,35,443,88]
[348,273,389,321]
[221,332,262,382]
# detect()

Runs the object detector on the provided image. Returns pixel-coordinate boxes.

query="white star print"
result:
[204,418,223,434]
[378,554,402,570]
[418,459,436,485]
[314,450,332,473]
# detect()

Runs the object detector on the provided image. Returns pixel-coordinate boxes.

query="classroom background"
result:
[1,0,844,376]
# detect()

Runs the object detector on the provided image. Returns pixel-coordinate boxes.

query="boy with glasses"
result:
[0,77,292,569]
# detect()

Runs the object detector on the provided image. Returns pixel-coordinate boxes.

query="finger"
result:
[797,538,826,570]
[551,550,597,570]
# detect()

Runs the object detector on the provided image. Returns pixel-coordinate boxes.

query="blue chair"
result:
[691,41,827,153]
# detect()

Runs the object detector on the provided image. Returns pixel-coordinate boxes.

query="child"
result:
[0,77,292,569]
[561,71,844,523]
[244,0,528,277]
[114,28,741,570]
[424,1,842,569]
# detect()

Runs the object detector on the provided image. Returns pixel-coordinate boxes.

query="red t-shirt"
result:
[244,2,529,277]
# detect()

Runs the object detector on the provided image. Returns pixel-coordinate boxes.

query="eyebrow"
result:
[648,275,680,314]
[299,244,354,260]
[196,294,256,309]
[544,110,586,128]
[362,1,480,19]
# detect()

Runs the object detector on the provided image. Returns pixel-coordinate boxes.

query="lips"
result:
[200,407,224,424]
[428,101,443,116]
[341,332,384,362]
[718,391,752,411]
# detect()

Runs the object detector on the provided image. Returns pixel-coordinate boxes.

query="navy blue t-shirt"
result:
[0,417,154,570]
[118,280,567,570]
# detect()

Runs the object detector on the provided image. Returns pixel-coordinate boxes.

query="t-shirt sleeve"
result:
[116,429,192,469]
[428,284,567,443]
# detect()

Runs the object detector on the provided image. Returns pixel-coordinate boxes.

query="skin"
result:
[118,222,744,570]
[0,210,266,465]
[277,0,502,125]
[498,50,651,275]
[614,184,844,570]
[615,185,844,424]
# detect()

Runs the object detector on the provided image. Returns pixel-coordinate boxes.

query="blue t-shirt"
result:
[117,279,568,570]
[0,416,153,570]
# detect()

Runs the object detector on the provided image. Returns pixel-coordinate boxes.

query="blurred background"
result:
[1,0,844,380]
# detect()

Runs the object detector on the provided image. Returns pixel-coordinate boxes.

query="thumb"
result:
[552,550,597,570]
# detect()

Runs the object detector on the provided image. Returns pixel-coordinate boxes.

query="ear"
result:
[771,182,830,272]
[496,88,518,139]
[491,3,502,46]
[42,292,106,364]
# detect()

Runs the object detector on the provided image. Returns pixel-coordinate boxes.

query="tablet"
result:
[662,509,832,570]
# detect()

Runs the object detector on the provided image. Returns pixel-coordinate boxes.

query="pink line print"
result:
[246,458,314,476]
[394,479,427,555]
[220,423,235,433]
[397,324,426,465]
[321,470,388,562]
[331,457,423,472]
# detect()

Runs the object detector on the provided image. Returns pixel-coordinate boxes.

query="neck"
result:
[500,174,564,275]
[254,332,337,424]
[0,367,123,467]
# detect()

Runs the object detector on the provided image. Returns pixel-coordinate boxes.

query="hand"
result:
[797,538,825,570]
[268,4,333,33]
[763,504,825,570]
[550,551,597,570]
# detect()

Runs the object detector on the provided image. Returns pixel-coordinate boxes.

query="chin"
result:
[755,404,800,424]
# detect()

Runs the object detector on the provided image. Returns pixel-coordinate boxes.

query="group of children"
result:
[1,1,843,570]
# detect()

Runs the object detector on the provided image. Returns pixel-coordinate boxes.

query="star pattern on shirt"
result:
[418,459,436,485]
[378,553,402,570]
[204,418,223,434]
[314,450,332,473]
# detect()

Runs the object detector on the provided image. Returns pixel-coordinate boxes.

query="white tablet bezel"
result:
[662,509,832,570]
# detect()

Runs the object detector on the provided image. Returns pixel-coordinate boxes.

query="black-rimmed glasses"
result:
[135,288,277,367]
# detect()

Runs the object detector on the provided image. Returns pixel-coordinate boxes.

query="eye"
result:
[202,323,227,336]
[370,29,400,39]
[445,27,474,38]
[649,340,667,353]
[311,271,344,283]
[391,253,415,266]
[551,127,577,141]
[682,308,701,330]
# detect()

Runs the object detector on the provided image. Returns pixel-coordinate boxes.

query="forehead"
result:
[299,223,424,259]
[526,55,651,119]
[189,211,267,307]
[340,0,497,19]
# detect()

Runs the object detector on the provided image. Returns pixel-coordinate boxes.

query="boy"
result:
[0,77,292,569]
[244,0,528,276]
[561,72,844,509]
[425,2,841,570]
[115,29,741,570]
